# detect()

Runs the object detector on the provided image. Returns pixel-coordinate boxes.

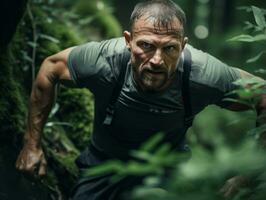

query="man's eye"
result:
[164,46,176,53]
[141,42,152,50]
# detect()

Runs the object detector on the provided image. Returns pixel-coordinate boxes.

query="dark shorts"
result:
[70,144,143,200]
[70,143,191,200]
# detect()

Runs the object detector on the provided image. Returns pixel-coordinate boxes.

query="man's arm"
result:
[224,69,265,110]
[16,47,75,176]
[220,69,266,197]
[226,68,266,146]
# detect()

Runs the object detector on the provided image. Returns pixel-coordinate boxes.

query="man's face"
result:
[124,16,187,93]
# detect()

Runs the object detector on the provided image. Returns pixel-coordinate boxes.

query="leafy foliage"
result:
[74,0,122,38]
[0,0,122,198]
[229,6,266,64]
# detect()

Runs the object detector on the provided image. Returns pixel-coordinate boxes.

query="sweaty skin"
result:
[124,16,187,93]
[15,47,74,176]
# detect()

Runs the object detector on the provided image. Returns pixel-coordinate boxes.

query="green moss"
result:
[50,151,79,177]
[0,0,120,198]
[74,0,122,38]
[46,149,79,197]
[57,88,94,150]
[0,50,26,138]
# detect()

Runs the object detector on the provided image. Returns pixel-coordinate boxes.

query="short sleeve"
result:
[204,54,241,107]
[187,44,241,111]
[204,54,241,93]
[67,37,130,93]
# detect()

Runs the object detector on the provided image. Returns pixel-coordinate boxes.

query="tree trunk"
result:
[0,1,54,199]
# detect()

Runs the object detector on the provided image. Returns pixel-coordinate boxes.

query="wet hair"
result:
[130,0,186,36]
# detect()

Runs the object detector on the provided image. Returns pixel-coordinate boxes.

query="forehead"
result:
[132,16,183,40]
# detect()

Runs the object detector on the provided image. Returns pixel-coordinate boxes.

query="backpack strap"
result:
[182,47,193,129]
[175,47,193,152]
[103,63,128,125]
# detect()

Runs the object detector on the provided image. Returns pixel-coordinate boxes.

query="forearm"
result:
[16,48,73,175]
[24,59,58,147]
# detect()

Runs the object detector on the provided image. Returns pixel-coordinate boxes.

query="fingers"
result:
[38,157,47,176]
[15,147,47,177]
[219,183,234,198]
[16,155,35,173]
[15,152,22,169]
[219,176,249,198]
[16,150,29,171]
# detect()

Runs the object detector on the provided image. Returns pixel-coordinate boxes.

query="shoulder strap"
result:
[103,63,128,125]
[182,48,193,127]
[110,63,128,106]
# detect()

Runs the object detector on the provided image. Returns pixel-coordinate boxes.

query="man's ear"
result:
[182,37,188,50]
[123,31,131,50]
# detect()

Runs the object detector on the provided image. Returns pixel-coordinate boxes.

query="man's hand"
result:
[16,144,47,177]
[219,176,250,198]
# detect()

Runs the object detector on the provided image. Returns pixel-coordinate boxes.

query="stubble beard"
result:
[133,65,172,93]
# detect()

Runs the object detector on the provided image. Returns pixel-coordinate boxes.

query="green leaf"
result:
[237,6,252,12]
[125,161,158,175]
[45,122,72,127]
[255,69,266,74]
[252,6,266,29]
[246,51,266,63]
[243,21,256,30]
[154,143,171,157]
[238,88,257,98]
[228,34,266,42]
[49,103,59,117]
[140,133,164,152]
[39,34,59,43]
[81,160,123,176]
[23,55,33,63]
[79,16,97,25]
[247,124,266,138]
[233,77,265,86]
[130,150,151,161]
[27,41,38,48]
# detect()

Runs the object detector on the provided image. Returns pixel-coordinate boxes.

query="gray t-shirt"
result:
[67,37,240,159]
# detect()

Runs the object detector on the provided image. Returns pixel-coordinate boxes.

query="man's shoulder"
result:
[90,37,130,77]
[84,37,129,57]
[67,37,130,89]
[184,44,208,70]
[184,44,240,92]
[99,37,131,79]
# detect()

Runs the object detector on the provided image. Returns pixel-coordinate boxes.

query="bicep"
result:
[37,47,76,88]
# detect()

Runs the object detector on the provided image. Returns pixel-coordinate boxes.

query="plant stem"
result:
[27,2,38,85]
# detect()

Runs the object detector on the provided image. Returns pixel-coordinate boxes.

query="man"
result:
[16,0,266,199]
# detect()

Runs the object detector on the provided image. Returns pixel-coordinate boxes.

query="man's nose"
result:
[150,49,164,66]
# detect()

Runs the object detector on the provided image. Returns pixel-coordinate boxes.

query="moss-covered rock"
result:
[1,0,122,198]
[57,88,94,150]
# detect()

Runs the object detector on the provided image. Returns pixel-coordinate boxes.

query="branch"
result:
[27,2,38,85]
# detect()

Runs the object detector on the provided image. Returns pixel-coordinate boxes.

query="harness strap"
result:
[182,48,193,128]
[103,62,128,125]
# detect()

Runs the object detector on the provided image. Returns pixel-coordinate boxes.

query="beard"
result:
[132,65,174,93]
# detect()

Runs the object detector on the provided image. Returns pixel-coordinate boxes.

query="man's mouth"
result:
[143,69,166,80]
[145,69,165,75]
